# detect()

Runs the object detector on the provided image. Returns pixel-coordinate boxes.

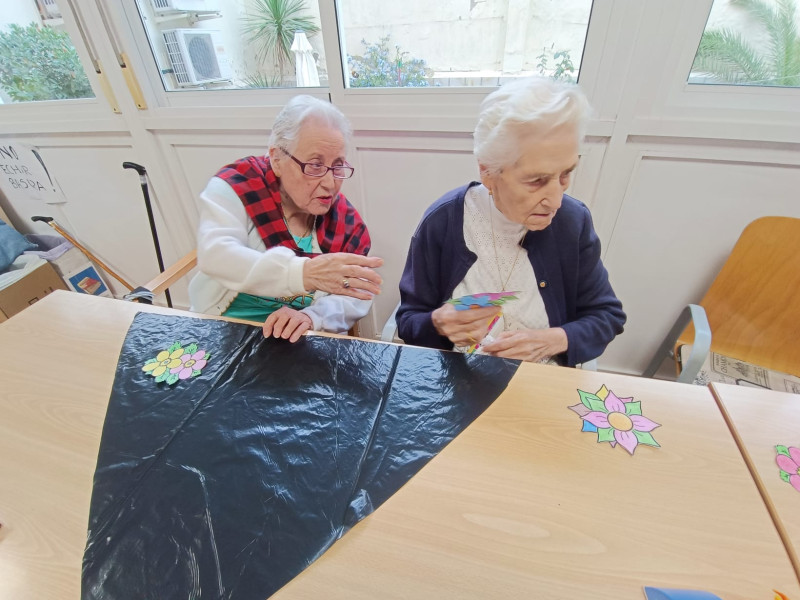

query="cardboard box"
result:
[0,260,68,322]
[24,234,112,298]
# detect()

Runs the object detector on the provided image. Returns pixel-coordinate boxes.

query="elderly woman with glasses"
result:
[189,95,383,342]
[396,77,625,366]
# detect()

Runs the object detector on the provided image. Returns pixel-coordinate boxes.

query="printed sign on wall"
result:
[0,142,68,205]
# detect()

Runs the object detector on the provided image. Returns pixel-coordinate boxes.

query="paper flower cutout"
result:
[142,341,210,385]
[776,445,800,492]
[568,385,661,455]
[447,291,519,311]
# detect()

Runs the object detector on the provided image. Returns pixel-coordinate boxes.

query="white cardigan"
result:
[188,177,371,332]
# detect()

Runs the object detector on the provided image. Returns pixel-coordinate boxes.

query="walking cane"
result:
[31,216,135,291]
[122,162,172,308]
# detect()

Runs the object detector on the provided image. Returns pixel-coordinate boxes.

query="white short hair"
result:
[473,77,591,174]
[269,95,353,154]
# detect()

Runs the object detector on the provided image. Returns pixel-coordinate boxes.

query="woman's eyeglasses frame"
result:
[280,148,355,179]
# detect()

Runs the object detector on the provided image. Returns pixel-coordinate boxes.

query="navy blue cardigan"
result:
[397,182,626,366]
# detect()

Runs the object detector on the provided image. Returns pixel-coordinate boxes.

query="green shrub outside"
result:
[0,23,94,102]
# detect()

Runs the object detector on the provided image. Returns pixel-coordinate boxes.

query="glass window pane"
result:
[689,0,800,87]
[0,1,95,103]
[134,0,328,91]
[336,0,594,88]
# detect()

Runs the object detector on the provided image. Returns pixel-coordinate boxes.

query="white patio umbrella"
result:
[291,31,320,87]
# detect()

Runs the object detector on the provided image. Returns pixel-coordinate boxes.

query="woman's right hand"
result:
[302,253,384,300]
[431,303,499,346]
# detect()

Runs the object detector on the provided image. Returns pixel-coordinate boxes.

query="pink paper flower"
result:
[476,291,520,301]
[776,445,800,492]
[581,389,661,455]
[170,349,208,380]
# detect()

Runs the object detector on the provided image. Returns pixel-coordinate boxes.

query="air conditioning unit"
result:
[41,0,62,18]
[150,0,213,12]
[162,29,232,86]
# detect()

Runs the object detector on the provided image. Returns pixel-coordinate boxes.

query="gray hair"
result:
[473,77,591,174]
[268,95,353,154]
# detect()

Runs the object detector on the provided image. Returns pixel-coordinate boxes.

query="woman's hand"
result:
[303,253,384,300]
[263,307,313,343]
[481,327,568,362]
[431,303,499,347]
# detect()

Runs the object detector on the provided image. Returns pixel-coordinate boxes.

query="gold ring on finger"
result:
[342,277,350,289]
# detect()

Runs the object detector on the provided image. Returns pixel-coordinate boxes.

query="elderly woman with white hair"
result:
[397,77,625,365]
[189,95,383,342]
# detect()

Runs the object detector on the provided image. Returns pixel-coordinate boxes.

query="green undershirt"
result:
[222,234,314,323]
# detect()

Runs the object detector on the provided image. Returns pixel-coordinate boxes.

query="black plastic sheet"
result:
[82,312,519,599]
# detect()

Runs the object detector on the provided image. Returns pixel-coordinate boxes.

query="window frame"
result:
[104,0,607,130]
[113,0,332,111]
[0,0,119,131]
[324,0,609,131]
[634,0,800,131]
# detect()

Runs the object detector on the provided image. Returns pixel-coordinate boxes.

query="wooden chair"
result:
[643,216,800,384]
[141,249,363,337]
[142,249,197,298]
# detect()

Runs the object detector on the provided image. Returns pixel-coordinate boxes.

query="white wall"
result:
[0,2,42,30]
[338,0,592,75]
[134,0,327,88]
[0,0,798,377]
[600,152,800,374]
[707,0,800,32]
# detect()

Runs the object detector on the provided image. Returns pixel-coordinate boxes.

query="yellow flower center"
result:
[607,412,633,432]
[184,359,196,368]
[160,359,170,366]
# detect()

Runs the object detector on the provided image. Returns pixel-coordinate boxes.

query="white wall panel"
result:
[156,136,273,309]
[602,155,800,375]
[171,144,268,209]
[354,148,480,338]
[0,141,169,296]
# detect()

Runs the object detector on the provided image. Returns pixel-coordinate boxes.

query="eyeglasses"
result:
[280,148,355,179]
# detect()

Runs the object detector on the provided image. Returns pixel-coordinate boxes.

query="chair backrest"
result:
[679,216,800,376]
[144,249,197,296]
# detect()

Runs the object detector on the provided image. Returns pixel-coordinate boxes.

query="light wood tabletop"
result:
[0,291,798,599]
[274,364,800,599]
[711,381,800,584]
[0,291,253,599]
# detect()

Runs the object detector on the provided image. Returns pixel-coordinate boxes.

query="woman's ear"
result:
[268,147,282,176]
[478,164,496,194]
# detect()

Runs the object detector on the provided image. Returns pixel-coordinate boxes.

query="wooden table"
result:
[711,381,800,583]
[0,291,247,598]
[274,366,800,599]
[0,291,798,599]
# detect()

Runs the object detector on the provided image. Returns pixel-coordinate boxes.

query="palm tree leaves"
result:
[691,0,800,86]
[243,0,320,83]
[693,29,771,83]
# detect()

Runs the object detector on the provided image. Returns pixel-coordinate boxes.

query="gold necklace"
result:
[489,202,525,292]
[279,191,314,238]
[297,217,313,238]
[282,210,313,238]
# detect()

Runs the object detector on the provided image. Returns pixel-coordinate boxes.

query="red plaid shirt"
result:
[215,155,371,258]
